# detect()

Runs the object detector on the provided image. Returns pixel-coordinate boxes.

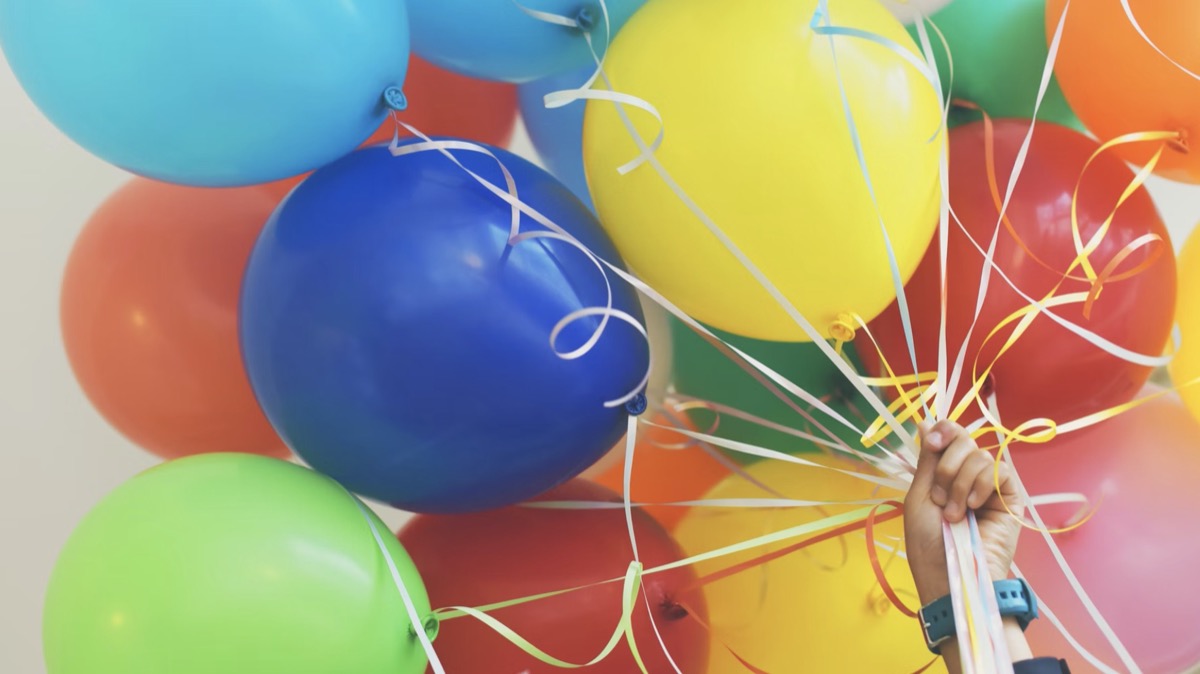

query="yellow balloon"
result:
[674,458,945,673]
[583,0,942,342]
[1170,224,1200,421]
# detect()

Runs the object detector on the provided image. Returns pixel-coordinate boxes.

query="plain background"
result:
[3,50,1200,674]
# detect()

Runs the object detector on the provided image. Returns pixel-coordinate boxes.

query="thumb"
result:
[908,422,940,499]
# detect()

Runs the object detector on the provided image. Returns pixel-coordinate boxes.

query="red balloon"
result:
[857,120,1175,427]
[397,480,710,673]
[1015,389,1200,674]
[61,179,287,459]
[261,56,518,199]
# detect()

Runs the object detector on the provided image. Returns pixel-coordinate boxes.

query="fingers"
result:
[945,451,992,522]
[909,422,939,496]
[921,420,961,454]
[986,460,1025,518]
[931,431,977,507]
[911,420,964,497]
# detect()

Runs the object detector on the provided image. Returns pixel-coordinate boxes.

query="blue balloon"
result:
[240,142,648,513]
[408,0,646,83]
[519,66,594,210]
[0,1,409,187]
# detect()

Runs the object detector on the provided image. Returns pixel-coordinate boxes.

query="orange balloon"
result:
[61,179,288,459]
[594,413,730,529]
[260,55,518,199]
[1048,0,1200,182]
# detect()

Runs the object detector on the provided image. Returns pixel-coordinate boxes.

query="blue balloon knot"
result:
[383,86,408,111]
[625,392,648,416]
[574,5,596,32]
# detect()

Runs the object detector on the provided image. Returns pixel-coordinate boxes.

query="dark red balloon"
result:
[857,120,1175,428]
[397,480,710,673]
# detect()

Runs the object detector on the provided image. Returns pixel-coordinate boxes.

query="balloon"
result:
[60,179,285,459]
[1048,0,1200,183]
[591,411,731,530]
[1171,224,1200,422]
[880,0,956,24]
[1014,390,1200,674]
[583,0,942,342]
[913,0,1080,129]
[858,120,1175,428]
[670,316,872,457]
[384,55,519,147]
[0,1,408,186]
[581,296,677,479]
[408,0,647,83]
[520,65,594,208]
[262,55,520,200]
[44,454,432,674]
[674,457,941,673]
[240,142,649,513]
[397,480,709,673]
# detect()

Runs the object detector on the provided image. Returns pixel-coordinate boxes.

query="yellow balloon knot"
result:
[829,314,857,343]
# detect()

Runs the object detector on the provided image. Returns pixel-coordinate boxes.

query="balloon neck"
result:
[1168,129,1190,155]
[382,86,408,112]
[409,614,440,641]
[828,313,858,356]
[660,599,689,621]
[625,392,649,416]
[573,5,596,32]
[980,375,995,399]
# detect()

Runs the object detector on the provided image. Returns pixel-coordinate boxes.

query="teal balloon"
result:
[409,0,647,83]
[44,454,432,674]
[910,0,1082,130]
[670,317,871,460]
[0,1,408,186]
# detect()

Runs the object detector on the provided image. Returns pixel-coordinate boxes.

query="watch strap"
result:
[919,578,1040,653]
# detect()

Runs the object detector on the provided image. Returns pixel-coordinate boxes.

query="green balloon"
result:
[911,0,1082,130]
[670,317,872,458]
[44,454,433,674]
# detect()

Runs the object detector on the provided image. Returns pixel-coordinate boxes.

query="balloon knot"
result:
[625,392,648,416]
[828,313,857,344]
[1168,129,1190,155]
[382,86,408,112]
[573,5,595,32]
[409,614,439,641]
[660,600,689,621]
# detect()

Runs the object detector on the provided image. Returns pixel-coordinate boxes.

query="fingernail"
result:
[925,431,943,448]
[930,484,947,505]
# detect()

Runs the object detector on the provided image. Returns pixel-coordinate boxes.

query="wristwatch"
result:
[919,578,1039,653]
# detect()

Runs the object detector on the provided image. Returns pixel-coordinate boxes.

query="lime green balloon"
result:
[44,454,433,674]
[670,317,870,458]
[911,0,1082,130]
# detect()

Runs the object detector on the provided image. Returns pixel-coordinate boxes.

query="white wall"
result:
[2,51,1199,674]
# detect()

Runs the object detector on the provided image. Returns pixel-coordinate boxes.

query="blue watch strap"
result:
[995,578,1039,630]
[919,578,1040,653]
[919,593,955,653]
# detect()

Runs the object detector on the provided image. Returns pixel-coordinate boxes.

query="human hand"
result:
[903,420,1024,604]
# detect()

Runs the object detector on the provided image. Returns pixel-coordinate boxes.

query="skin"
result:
[904,420,1034,672]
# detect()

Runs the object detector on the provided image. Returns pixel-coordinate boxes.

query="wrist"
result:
[914,567,950,606]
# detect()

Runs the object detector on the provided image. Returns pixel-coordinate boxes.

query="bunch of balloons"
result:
[11,0,1200,671]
